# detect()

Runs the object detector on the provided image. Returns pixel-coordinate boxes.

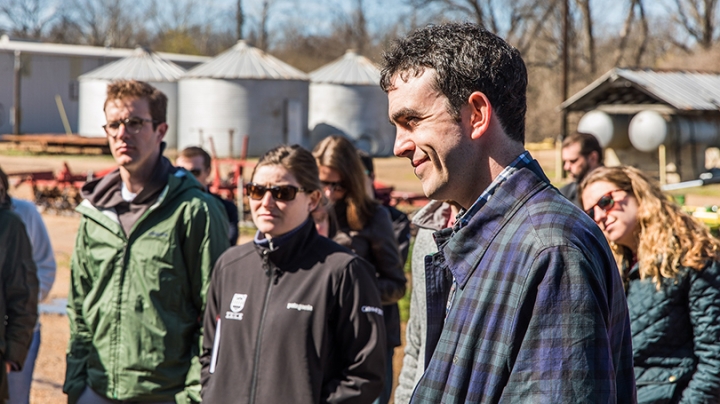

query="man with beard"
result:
[560,131,604,207]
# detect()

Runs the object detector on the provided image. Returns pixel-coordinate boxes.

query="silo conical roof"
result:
[79,47,186,81]
[183,40,308,80]
[309,50,380,85]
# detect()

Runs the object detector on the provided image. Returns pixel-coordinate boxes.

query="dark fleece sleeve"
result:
[324,258,387,404]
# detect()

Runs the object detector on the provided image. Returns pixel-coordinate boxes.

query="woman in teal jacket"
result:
[581,166,720,403]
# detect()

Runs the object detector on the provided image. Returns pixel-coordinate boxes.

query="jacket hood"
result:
[412,200,454,231]
[81,155,203,210]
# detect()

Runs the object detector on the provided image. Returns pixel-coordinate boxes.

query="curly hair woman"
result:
[580,165,720,404]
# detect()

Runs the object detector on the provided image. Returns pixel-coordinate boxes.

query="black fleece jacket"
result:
[200,219,386,404]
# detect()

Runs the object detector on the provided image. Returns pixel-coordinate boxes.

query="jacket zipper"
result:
[249,250,276,404]
[111,237,130,399]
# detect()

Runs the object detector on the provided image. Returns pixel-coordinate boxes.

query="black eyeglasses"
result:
[245,183,306,201]
[321,181,345,192]
[585,189,622,220]
[103,117,158,136]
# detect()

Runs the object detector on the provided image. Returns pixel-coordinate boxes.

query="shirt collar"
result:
[454,150,533,232]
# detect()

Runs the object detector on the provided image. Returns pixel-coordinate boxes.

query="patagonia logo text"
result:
[361,306,384,316]
[286,303,313,312]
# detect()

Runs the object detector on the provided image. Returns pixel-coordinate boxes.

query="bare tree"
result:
[575,0,595,74]
[615,0,649,66]
[352,0,369,53]
[237,0,245,40]
[0,0,58,39]
[259,1,270,51]
[65,0,139,47]
[406,0,501,33]
[669,0,719,49]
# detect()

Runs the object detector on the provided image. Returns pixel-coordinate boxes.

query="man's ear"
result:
[156,122,168,141]
[588,150,599,167]
[467,91,492,140]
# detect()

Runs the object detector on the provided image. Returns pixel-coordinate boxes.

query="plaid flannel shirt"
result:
[413,155,636,404]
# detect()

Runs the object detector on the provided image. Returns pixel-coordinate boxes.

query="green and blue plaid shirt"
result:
[413,154,636,403]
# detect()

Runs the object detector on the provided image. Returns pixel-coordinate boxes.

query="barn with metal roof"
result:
[77,47,186,148]
[561,68,720,181]
[178,40,309,157]
[308,50,393,156]
[0,35,207,136]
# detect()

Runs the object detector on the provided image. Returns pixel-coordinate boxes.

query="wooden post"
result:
[659,144,667,185]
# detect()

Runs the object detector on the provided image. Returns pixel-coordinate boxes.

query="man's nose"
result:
[115,123,129,140]
[563,161,571,172]
[393,128,414,159]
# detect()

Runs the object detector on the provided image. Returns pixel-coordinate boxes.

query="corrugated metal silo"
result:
[178,41,309,157]
[78,47,185,149]
[309,50,393,156]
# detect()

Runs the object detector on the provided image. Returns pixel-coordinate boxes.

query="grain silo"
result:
[309,50,393,156]
[178,40,309,157]
[77,47,185,148]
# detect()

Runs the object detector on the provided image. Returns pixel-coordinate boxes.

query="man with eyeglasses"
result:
[64,80,230,404]
[560,131,604,207]
[383,23,634,403]
[176,146,239,245]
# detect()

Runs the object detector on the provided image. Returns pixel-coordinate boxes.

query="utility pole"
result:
[561,0,569,141]
[13,50,22,135]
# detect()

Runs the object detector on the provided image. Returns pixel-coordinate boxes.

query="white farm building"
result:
[178,40,309,158]
[309,50,393,156]
[0,35,207,136]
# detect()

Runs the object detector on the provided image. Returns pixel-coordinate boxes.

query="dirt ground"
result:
[2,149,718,403]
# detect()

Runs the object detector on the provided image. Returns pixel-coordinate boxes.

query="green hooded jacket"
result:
[64,167,230,404]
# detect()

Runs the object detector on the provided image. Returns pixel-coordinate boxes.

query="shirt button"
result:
[453,356,459,364]
[668,375,677,382]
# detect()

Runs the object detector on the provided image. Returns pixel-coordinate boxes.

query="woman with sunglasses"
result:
[200,144,386,403]
[580,165,720,404]
[313,136,406,404]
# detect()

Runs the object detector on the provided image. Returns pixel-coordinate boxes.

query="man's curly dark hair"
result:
[380,22,528,143]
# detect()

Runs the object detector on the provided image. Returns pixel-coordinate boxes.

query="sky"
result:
[0,0,694,47]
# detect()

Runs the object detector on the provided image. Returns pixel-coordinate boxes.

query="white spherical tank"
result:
[628,110,668,152]
[629,110,720,151]
[309,83,393,156]
[78,80,180,149]
[178,78,309,158]
[577,110,632,149]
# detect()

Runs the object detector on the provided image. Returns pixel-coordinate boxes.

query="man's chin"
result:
[421,180,445,200]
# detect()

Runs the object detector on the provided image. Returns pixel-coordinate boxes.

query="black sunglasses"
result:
[188,168,203,177]
[245,183,306,201]
[585,189,622,220]
[321,181,345,192]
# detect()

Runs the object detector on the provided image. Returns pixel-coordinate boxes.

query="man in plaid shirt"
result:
[381,23,636,403]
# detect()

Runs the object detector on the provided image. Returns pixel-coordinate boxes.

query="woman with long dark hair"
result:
[313,136,406,404]
[200,144,386,403]
[580,165,720,403]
